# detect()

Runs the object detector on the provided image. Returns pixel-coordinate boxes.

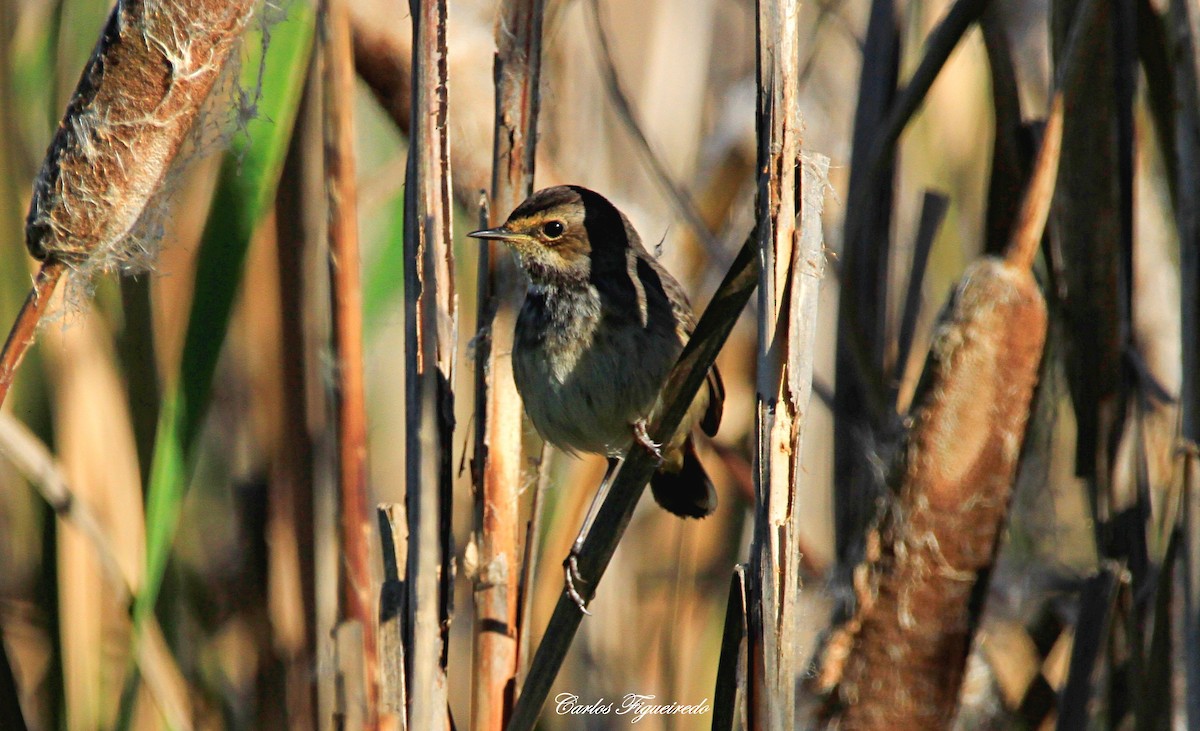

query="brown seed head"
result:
[25,0,256,265]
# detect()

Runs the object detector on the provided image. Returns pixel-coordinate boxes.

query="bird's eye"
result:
[541,220,565,239]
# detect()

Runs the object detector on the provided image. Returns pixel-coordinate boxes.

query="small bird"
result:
[470,185,723,605]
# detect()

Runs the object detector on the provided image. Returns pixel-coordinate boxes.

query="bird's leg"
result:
[564,456,621,614]
[632,419,664,463]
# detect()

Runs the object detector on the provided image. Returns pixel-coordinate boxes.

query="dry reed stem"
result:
[0,413,192,729]
[1004,95,1064,272]
[1050,0,1121,481]
[377,505,408,730]
[321,0,378,724]
[274,75,323,731]
[471,0,545,727]
[26,0,255,263]
[747,0,821,726]
[1170,0,1200,724]
[583,0,720,258]
[403,0,456,727]
[0,260,65,410]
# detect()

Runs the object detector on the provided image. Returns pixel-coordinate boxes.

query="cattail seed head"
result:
[26,0,257,266]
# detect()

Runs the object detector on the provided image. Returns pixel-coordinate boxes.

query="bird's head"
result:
[468,185,634,285]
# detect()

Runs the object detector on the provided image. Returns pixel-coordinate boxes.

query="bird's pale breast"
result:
[512,282,685,457]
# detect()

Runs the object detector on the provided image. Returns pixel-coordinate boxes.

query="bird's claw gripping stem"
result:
[563,550,592,615]
[633,419,664,463]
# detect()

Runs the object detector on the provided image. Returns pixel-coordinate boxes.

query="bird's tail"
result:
[650,439,717,518]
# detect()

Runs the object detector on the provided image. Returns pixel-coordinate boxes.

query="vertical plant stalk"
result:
[0,261,66,410]
[471,0,545,728]
[813,100,1063,731]
[274,67,322,731]
[1050,0,1122,483]
[377,505,408,729]
[321,0,378,724]
[832,0,898,566]
[403,0,456,728]
[1169,0,1200,724]
[746,0,821,726]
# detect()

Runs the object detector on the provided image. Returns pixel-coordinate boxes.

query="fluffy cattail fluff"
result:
[0,0,257,411]
[25,0,257,267]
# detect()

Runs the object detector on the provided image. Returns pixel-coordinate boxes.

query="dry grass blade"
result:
[321,0,378,724]
[1170,0,1200,447]
[471,1,546,727]
[274,69,323,731]
[1056,567,1120,730]
[980,11,1033,256]
[0,413,193,730]
[507,230,760,731]
[851,0,992,231]
[833,0,899,567]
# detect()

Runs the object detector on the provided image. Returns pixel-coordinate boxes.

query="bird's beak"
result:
[468,227,515,241]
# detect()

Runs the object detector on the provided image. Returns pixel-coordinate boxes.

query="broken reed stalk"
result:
[813,98,1063,731]
[377,505,408,728]
[0,413,193,729]
[0,0,255,412]
[506,230,760,731]
[403,0,456,728]
[471,0,546,728]
[746,0,825,726]
[321,0,378,725]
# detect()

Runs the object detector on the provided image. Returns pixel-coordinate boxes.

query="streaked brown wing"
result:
[639,247,725,437]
